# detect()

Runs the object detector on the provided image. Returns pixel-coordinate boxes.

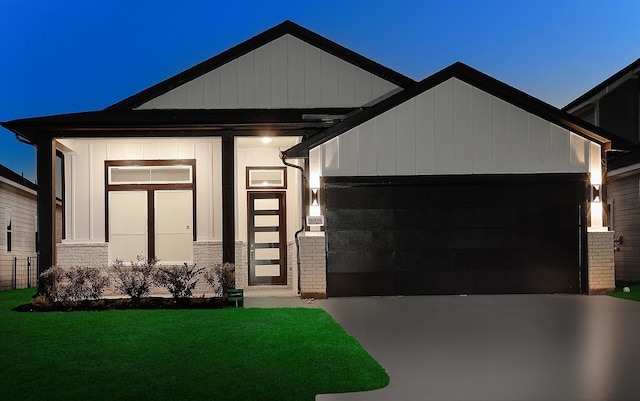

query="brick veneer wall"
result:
[588,231,615,294]
[299,234,326,298]
[56,242,109,268]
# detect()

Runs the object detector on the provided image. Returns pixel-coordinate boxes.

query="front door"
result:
[248,192,287,285]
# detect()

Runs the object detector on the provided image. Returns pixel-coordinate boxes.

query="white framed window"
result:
[246,167,287,189]
[108,165,192,185]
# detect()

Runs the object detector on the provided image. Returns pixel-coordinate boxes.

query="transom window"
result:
[108,165,192,185]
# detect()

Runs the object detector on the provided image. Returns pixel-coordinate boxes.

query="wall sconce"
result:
[591,184,600,203]
[311,188,319,206]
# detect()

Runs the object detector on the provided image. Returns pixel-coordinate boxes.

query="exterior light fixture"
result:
[591,184,601,203]
[261,137,272,144]
[311,188,319,206]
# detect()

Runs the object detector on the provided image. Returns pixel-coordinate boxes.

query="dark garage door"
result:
[324,174,588,296]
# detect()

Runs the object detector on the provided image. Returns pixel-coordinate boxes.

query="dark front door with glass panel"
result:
[248,192,287,285]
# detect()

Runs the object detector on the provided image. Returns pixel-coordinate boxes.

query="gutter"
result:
[280,151,306,296]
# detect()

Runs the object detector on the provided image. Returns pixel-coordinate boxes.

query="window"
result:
[246,167,287,189]
[6,210,12,252]
[108,165,192,185]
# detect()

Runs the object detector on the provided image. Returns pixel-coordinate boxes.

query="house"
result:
[1,20,616,297]
[0,164,36,289]
[564,58,640,283]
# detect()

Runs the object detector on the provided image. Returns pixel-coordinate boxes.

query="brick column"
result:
[587,231,615,294]
[299,234,326,299]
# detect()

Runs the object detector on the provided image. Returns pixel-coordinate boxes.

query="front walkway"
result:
[314,295,640,401]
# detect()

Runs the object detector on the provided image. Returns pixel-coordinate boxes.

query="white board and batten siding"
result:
[313,78,601,179]
[57,138,223,243]
[136,34,400,110]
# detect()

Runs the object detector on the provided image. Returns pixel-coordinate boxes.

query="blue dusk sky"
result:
[1,0,639,182]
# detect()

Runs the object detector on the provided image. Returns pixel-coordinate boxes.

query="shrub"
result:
[39,266,65,302]
[154,263,206,299]
[59,266,110,301]
[111,256,157,302]
[204,263,236,297]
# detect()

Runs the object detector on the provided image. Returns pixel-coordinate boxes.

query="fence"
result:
[13,256,38,290]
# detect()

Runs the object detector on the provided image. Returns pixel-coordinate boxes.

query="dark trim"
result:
[104,159,197,257]
[321,172,590,186]
[563,58,640,112]
[246,166,287,189]
[107,20,414,110]
[56,150,65,240]
[247,191,287,285]
[35,138,57,292]
[0,163,36,191]
[284,62,625,158]
[222,137,235,264]
[1,108,355,140]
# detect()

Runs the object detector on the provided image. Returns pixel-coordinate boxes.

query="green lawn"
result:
[0,289,388,401]
[608,283,640,302]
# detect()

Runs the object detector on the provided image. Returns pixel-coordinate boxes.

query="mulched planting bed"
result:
[13,296,232,312]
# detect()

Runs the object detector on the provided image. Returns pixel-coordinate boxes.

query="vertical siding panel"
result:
[170,85,188,108]
[204,69,222,107]
[434,80,454,174]
[320,52,338,105]
[376,110,396,175]
[589,142,601,182]
[471,87,492,173]
[569,133,588,172]
[357,120,377,175]
[237,52,256,107]
[178,142,195,159]
[270,36,288,107]
[550,125,570,172]
[529,115,551,172]
[337,62,355,106]
[91,143,106,241]
[186,75,205,108]
[415,89,435,174]
[395,99,416,175]
[339,129,358,176]
[286,35,305,106]
[254,43,272,107]
[220,60,239,107]
[491,97,510,172]
[354,70,372,106]
[75,142,90,240]
[452,79,472,174]
[157,142,178,159]
[304,44,322,107]
[323,138,340,175]
[510,106,530,172]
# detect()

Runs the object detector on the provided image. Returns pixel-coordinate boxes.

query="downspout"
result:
[280,151,306,295]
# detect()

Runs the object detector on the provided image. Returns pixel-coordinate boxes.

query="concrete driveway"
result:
[315,295,640,401]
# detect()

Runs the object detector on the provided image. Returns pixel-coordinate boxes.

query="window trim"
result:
[104,160,197,248]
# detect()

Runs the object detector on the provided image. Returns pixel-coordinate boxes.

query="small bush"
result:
[204,263,236,297]
[59,266,110,301]
[154,263,206,299]
[39,266,65,302]
[111,256,157,302]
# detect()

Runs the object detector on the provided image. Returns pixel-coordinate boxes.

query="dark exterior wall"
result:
[608,172,640,281]
[599,79,639,144]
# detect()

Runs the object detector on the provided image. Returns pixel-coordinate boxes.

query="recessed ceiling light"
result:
[261,137,272,144]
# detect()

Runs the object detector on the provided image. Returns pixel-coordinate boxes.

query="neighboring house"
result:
[0,163,38,290]
[1,20,616,297]
[564,58,640,282]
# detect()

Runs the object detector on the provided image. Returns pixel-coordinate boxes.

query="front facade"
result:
[2,21,616,297]
[564,59,639,282]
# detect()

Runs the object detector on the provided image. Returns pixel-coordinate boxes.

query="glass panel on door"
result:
[248,192,286,285]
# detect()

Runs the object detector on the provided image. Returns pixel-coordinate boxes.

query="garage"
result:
[325,174,588,296]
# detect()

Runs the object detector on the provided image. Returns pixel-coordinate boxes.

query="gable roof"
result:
[284,62,627,158]
[108,20,415,110]
[563,58,640,112]
[0,163,36,192]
